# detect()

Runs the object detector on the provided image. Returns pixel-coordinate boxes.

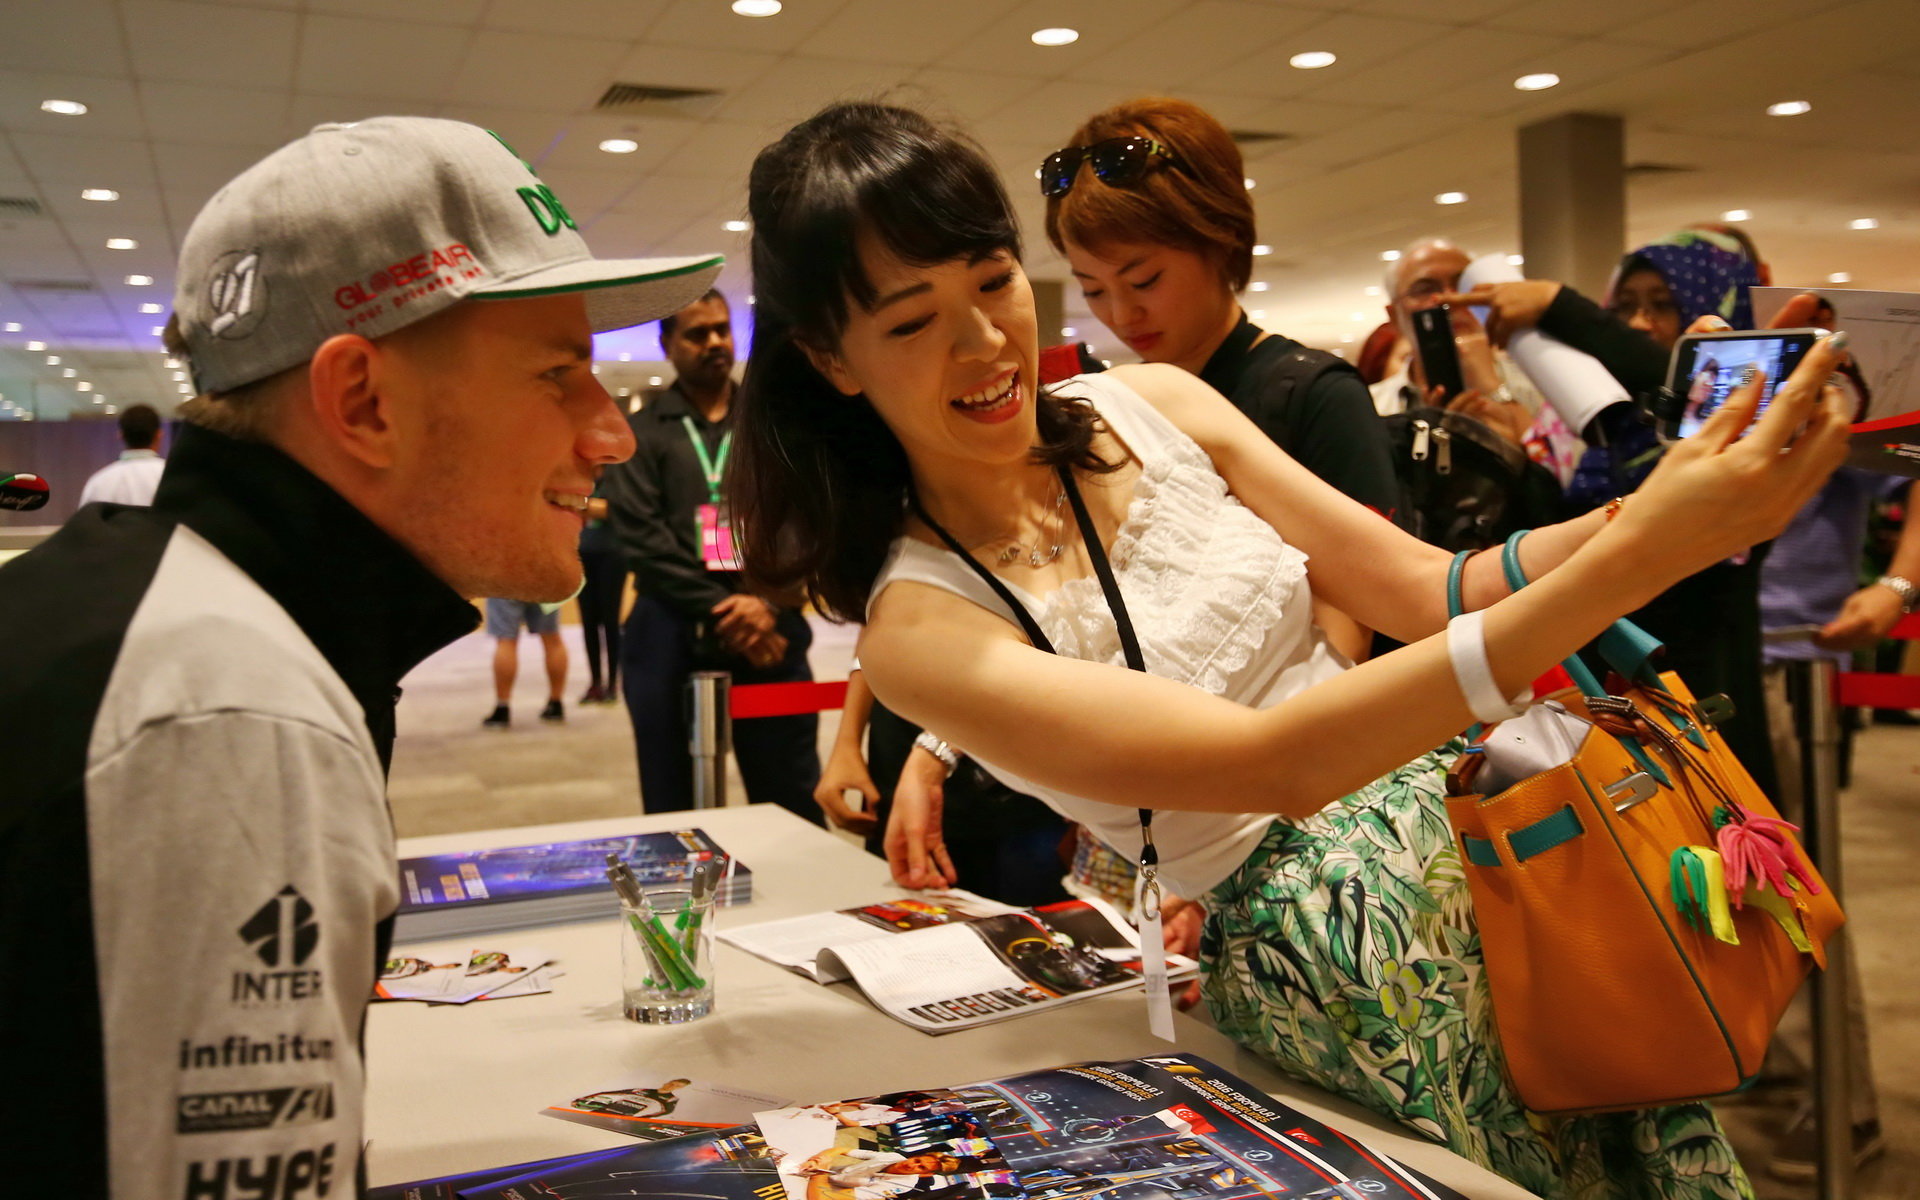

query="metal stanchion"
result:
[687,671,730,810]
[1788,657,1852,1199]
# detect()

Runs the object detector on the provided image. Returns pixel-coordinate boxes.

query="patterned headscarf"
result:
[1604,227,1762,330]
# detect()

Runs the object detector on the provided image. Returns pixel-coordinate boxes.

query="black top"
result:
[1197,314,1401,516]
[1537,285,1670,428]
[604,381,747,620]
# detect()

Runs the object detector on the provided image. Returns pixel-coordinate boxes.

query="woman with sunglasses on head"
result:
[1039,99,1397,662]
[731,100,1850,1199]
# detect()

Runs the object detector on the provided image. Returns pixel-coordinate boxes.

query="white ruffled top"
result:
[868,371,1349,896]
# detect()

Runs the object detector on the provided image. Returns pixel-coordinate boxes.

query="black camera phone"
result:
[1411,305,1465,401]
[1655,327,1826,440]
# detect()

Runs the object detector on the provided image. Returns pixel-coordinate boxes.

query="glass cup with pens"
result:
[607,853,721,1024]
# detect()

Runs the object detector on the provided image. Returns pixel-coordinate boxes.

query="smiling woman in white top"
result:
[726,101,1851,1198]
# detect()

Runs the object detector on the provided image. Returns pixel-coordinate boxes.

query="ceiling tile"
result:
[137,82,290,148]
[1061,1,1328,88]
[791,0,1025,67]
[307,0,485,19]
[903,67,1047,124]
[479,0,671,39]
[1483,0,1677,38]
[295,14,474,104]
[1202,12,1456,97]
[1304,27,1575,110]
[644,0,850,55]
[442,29,632,111]
[123,0,299,91]
[704,57,921,127]
[0,0,131,76]
[607,43,784,93]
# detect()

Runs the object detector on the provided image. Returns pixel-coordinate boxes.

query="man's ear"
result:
[307,333,397,469]
[798,339,861,397]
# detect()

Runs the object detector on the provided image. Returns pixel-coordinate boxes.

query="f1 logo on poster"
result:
[183,1143,334,1200]
[178,1084,335,1134]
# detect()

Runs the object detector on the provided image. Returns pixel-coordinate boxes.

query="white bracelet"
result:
[1447,611,1530,723]
[913,730,959,773]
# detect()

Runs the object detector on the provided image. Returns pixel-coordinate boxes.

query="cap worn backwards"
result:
[174,116,723,394]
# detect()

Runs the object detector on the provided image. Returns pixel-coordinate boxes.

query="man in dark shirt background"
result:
[606,289,822,820]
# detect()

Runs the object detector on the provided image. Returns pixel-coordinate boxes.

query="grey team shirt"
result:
[84,525,393,1197]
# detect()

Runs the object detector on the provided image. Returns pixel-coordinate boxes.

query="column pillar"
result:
[1517,113,1626,298]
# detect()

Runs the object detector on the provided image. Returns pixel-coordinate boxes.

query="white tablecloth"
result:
[366,804,1531,1198]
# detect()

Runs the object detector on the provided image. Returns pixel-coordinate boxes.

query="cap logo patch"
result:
[518,184,577,236]
[207,249,267,340]
[333,242,485,329]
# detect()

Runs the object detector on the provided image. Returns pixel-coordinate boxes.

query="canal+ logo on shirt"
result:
[232,885,323,1004]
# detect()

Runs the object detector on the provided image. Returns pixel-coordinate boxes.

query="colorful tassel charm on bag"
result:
[1670,846,1740,945]
[1713,806,1822,905]
[1743,884,1823,966]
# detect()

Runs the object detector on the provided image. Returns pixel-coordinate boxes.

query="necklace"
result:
[981,469,1069,568]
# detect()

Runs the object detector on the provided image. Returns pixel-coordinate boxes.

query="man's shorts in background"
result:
[485,598,562,639]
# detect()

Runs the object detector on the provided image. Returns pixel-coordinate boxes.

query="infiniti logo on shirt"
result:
[232,886,324,1004]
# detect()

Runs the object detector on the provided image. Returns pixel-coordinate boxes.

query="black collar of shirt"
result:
[152,424,478,738]
[1197,310,1304,398]
[648,380,735,430]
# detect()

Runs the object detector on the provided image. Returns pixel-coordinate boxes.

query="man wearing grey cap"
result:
[0,116,720,1197]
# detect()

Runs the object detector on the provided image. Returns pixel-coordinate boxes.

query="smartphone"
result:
[1658,327,1826,440]
[1411,305,1465,401]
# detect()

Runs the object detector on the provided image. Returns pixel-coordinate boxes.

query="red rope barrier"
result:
[730,680,848,719]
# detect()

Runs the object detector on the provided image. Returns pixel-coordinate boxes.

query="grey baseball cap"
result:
[175,116,724,393]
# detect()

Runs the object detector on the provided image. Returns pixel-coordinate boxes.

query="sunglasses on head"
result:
[1039,136,1184,198]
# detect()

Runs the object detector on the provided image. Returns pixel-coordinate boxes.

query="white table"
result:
[367,805,1531,1198]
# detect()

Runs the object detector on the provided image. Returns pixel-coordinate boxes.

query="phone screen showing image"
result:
[1675,333,1815,437]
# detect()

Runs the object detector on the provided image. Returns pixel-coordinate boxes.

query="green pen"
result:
[606,855,703,991]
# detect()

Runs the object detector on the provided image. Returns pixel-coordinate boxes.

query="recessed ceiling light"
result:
[1061,326,1077,338]
[1340,335,1355,344]
[151,326,164,336]
[26,340,46,351]
[102,407,115,415]
[731,0,781,14]
[598,138,639,154]
[1249,281,1269,293]
[164,356,179,368]
[649,376,664,386]
[1514,73,1560,91]
[172,371,186,381]
[93,397,103,404]
[1435,191,1468,205]
[1289,51,1336,69]
[139,302,163,314]
[1721,209,1750,222]
[1252,244,1272,256]
[77,381,91,392]
[46,355,60,365]
[1850,218,1879,230]
[1031,27,1079,46]
[1381,250,1401,262]
[1506,253,1525,266]
[724,219,750,232]
[2,322,19,332]
[1243,178,1255,190]
[1250,309,1266,319]
[126,274,153,286]
[1350,312,1366,321]
[81,188,119,202]
[62,368,76,377]
[106,237,137,250]
[41,99,88,116]
[1767,100,1811,117]
[1828,271,1852,284]
[618,352,632,362]
[1363,286,1382,296]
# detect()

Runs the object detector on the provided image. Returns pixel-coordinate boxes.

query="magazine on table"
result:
[374,946,558,1004]
[394,828,750,941]
[543,1076,793,1141]
[1753,285,1920,475]
[725,894,1194,1035]
[455,1125,779,1200]
[756,1053,1465,1200]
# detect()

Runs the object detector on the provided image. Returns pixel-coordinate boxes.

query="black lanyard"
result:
[909,464,1158,880]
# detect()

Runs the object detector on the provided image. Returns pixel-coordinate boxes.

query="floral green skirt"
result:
[1200,745,1752,1200]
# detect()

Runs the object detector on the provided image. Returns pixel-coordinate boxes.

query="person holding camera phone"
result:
[730,100,1854,1197]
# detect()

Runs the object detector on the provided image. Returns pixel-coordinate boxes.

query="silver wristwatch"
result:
[1876,574,1918,614]
[913,730,959,772]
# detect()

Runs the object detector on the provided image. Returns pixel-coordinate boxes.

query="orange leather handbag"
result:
[1443,536,1844,1115]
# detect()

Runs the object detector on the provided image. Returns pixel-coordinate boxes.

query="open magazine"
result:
[722,894,1195,1034]
[758,1054,1465,1200]
[375,1054,1464,1200]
